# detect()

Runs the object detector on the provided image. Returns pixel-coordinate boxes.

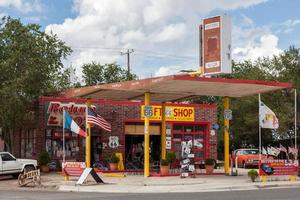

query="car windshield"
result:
[244,150,259,155]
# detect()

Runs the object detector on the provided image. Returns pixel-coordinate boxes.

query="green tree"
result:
[82,62,138,86]
[0,17,72,150]
[225,47,299,149]
[192,47,300,154]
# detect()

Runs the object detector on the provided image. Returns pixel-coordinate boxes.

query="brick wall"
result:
[12,97,217,163]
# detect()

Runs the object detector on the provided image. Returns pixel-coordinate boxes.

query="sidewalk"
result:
[58,168,300,193]
[0,168,299,193]
[59,175,300,193]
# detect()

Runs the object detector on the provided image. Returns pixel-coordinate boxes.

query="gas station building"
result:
[8,74,292,176]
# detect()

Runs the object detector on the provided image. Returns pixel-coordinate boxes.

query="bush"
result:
[248,169,259,182]
[205,158,215,166]
[38,151,51,166]
[160,159,169,166]
[166,151,176,164]
[248,169,259,177]
[107,152,120,164]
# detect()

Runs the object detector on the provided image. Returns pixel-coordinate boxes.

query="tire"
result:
[24,165,35,173]
[12,173,20,179]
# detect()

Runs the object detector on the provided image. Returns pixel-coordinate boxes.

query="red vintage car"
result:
[231,149,270,168]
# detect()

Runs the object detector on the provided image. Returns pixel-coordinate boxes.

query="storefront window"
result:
[21,129,37,158]
[45,129,80,160]
[184,125,193,132]
[172,124,207,161]
[173,125,182,133]
[195,125,205,132]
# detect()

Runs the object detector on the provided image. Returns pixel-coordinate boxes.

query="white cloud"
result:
[0,0,42,13]
[284,19,300,27]
[46,0,268,79]
[230,14,284,62]
[279,19,300,34]
[233,34,282,61]
[232,15,271,48]
[153,23,187,43]
[155,65,190,77]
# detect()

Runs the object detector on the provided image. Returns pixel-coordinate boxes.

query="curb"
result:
[58,182,300,193]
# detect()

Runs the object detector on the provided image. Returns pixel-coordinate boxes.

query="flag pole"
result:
[259,93,262,161]
[295,89,297,149]
[63,109,65,163]
[85,99,92,168]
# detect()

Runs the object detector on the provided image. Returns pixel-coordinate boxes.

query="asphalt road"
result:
[0,187,300,200]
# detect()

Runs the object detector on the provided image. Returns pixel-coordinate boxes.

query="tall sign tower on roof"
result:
[200,15,232,76]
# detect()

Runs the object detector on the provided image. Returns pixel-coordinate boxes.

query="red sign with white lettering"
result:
[259,159,299,176]
[62,162,86,176]
[46,102,96,127]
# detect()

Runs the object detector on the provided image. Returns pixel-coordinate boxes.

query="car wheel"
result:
[24,165,35,173]
[12,173,20,179]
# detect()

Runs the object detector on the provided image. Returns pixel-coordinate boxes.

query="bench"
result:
[18,169,41,187]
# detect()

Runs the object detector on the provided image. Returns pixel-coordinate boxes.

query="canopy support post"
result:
[85,99,92,168]
[161,103,166,160]
[144,92,150,177]
[224,97,230,175]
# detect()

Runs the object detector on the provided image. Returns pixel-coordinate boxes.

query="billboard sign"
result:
[202,15,231,75]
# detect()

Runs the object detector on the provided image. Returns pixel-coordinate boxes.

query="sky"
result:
[1,0,300,81]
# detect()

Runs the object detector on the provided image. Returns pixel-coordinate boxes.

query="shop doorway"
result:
[124,123,161,170]
[91,128,102,166]
[125,135,160,169]
[91,136,102,164]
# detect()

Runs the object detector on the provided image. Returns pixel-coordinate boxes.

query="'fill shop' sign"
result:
[47,102,95,127]
[141,106,195,121]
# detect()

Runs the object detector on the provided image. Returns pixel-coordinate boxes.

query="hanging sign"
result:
[224,109,232,120]
[108,136,119,149]
[166,136,172,150]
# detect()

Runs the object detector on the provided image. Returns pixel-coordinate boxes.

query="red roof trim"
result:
[173,75,293,88]
[39,96,216,108]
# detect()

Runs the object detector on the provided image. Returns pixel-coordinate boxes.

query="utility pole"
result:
[121,49,134,79]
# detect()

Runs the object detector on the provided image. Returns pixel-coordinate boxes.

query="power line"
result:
[71,46,197,61]
[120,49,134,77]
[134,52,197,62]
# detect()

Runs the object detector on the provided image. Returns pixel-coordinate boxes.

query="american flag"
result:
[279,144,287,153]
[288,147,298,156]
[87,108,111,132]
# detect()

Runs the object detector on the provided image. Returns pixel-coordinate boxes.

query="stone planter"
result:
[250,176,256,182]
[205,165,214,174]
[40,165,50,173]
[160,165,170,175]
[109,163,118,171]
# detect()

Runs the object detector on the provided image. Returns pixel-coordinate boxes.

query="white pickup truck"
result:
[0,152,38,178]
